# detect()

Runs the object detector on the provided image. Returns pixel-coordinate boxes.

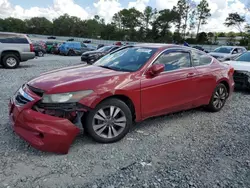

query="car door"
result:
[191,50,217,106]
[140,49,199,119]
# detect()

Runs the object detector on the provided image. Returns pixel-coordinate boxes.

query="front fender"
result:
[79,90,142,121]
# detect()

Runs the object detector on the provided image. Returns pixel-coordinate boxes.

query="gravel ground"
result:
[0,55,250,188]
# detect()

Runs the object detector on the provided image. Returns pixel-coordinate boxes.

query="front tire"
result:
[85,98,132,143]
[2,54,20,69]
[206,83,228,112]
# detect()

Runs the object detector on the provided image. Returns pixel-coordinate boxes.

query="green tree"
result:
[1,17,26,33]
[182,0,196,38]
[196,32,208,44]
[152,9,179,42]
[207,32,214,43]
[224,12,245,38]
[196,0,211,36]
[118,8,143,40]
[188,10,196,37]
[112,12,123,30]
[25,17,52,35]
[173,0,186,34]
[218,32,226,37]
[227,32,236,45]
[143,6,154,31]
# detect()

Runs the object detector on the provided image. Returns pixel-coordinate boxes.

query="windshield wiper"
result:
[99,65,116,70]
[98,65,131,72]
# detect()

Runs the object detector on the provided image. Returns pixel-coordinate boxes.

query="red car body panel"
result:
[9,45,235,154]
[9,85,80,154]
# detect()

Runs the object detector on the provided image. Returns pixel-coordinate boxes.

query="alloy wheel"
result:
[213,86,227,109]
[92,106,127,139]
[6,57,17,67]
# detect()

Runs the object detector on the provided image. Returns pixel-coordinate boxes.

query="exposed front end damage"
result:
[9,85,89,154]
[233,71,250,89]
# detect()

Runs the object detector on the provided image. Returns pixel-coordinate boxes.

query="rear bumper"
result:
[20,52,35,61]
[9,99,80,154]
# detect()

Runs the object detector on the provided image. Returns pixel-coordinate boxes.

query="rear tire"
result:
[205,83,228,112]
[68,50,75,56]
[85,98,132,143]
[38,51,44,57]
[2,54,20,69]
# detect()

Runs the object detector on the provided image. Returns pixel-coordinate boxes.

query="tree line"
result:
[0,0,249,45]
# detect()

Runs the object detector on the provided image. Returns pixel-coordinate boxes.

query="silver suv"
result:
[0,32,35,69]
[209,46,247,62]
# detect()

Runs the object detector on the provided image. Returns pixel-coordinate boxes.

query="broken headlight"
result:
[42,90,93,103]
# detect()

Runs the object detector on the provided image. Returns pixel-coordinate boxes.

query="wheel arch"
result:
[95,94,137,121]
[217,79,230,93]
[1,50,21,61]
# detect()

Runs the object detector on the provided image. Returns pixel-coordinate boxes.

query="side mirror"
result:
[147,64,164,76]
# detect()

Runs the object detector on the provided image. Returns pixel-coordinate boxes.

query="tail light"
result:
[30,43,34,52]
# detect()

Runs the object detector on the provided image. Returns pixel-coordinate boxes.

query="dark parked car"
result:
[33,43,46,57]
[51,43,61,55]
[81,45,121,64]
[67,38,74,41]
[47,36,56,39]
[83,40,91,43]
[9,44,235,154]
[192,46,208,53]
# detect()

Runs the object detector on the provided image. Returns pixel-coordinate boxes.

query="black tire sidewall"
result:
[85,98,132,143]
[38,51,44,57]
[207,83,228,112]
[2,54,20,69]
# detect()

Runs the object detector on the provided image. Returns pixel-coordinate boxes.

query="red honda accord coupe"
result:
[9,44,235,154]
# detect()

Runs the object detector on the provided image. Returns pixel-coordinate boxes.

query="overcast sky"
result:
[1,0,250,32]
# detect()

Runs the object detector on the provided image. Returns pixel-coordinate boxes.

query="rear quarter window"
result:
[0,34,29,44]
[191,50,212,66]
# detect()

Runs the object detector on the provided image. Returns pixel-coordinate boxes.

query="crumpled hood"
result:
[27,65,127,94]
[225,61,250,72]
[209,52,231,58]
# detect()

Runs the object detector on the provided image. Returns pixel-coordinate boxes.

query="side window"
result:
[192,50,212,66]
[154,51,191,72]
[237,48,244,53]
[110,47,120,52]
[232,48,238,54]
[0,34,28,44]
[81,43,87,48]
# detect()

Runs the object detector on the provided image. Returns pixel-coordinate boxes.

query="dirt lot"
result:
[0,55,250,188]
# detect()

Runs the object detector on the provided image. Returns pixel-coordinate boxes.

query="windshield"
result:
[97,46,113,52]
[235,51,250,62]
[93,47,158,72]
[213,47,232,54]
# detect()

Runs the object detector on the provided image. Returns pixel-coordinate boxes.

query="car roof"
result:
[134,43,173,48]
[220,46,246,48]
[0,31,27,36]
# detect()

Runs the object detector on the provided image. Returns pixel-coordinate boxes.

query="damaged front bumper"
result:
[9,85,87,154]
